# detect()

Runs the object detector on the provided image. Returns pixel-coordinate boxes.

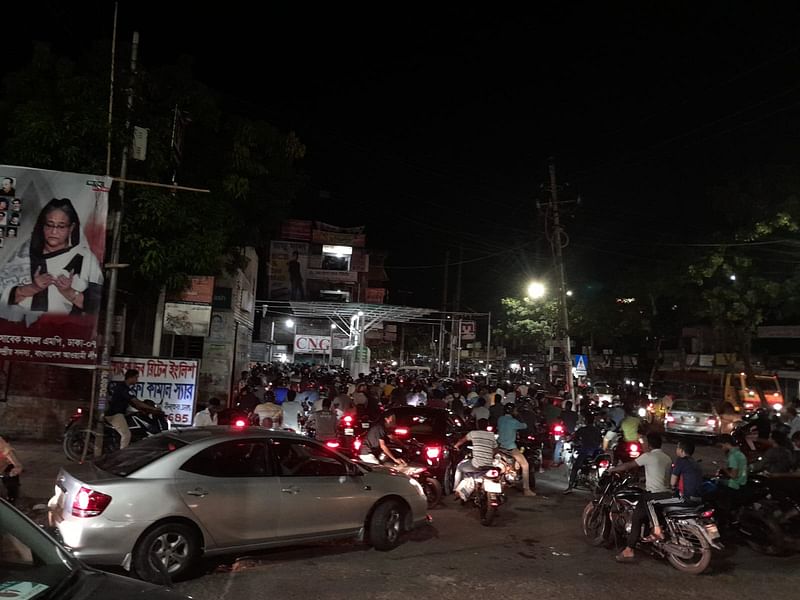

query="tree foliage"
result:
[0,43,304,296]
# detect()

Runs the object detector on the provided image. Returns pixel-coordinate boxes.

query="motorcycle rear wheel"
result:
[63,428,95,462]
[665,526,712,574]
[479,495,496,526]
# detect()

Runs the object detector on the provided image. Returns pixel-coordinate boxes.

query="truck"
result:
[650,369,784,416]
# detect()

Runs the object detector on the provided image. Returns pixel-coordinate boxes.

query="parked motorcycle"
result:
[63,405,170,461]
[583,471,721,574]
[705,473,800,555]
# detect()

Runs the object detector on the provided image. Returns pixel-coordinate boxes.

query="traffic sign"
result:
[573,354,588,376]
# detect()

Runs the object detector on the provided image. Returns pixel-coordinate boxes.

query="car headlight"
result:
[409,478,426,498]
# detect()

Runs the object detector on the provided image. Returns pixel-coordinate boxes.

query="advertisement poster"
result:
[0,166,110,366]
[293,334,332,354]
[163,302,212,336]
[268,240,308,300]
[110,356,198,425]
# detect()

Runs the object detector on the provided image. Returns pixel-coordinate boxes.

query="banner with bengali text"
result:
[110,356,199,426]
[0,165,110,366]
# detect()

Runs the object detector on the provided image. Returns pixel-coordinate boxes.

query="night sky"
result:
[6,2,800,311]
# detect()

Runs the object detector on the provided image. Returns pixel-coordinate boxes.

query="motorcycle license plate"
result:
[344,428,354,435]
[484,480,502,493]
[705,524,720,539]
[362,423,370,429]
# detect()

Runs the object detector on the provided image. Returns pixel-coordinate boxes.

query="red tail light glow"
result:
[553,424,564,433]
[707,418,716,426]
[353,438,362,452]
[425,446,442,459]
[665,414,675,422]
[394,427,409,437]
[325,441,340,449]
[628,442,640,458]
[76,407,83,415]
[72,487,112,518]
[702,509,715,518]
[599,459,610,469]
[233,419,247,428]
[487,426,494,432]
[484,469,500,478]
[343,415,353,425]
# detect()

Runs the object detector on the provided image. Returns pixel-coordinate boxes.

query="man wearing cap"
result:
[194,398,222,426]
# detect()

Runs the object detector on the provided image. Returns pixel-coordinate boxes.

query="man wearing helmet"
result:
[497,403,536,497]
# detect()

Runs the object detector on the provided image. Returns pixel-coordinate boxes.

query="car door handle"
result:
[281,486,301,494]
[186,488,209,497]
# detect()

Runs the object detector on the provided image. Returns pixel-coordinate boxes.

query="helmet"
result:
[503,403,516,415]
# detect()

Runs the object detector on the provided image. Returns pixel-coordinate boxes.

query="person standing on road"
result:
[105,369,162,449]
[281,391,303,431]
[497,404,536,497]
[0,435,23,505]
[194,398,222,426]
[610,432,672,563]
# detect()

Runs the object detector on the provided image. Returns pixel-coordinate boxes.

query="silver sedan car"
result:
[664,398,722,439]
[48,427,429,582]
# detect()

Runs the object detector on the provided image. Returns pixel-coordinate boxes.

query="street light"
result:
[526,281,546,299]
[566,290,573,297]
[285,319,294,328]
[330,323,337,329]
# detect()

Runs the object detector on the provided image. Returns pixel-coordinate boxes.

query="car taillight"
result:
[233,419,247,428]
[707,418,716,426]
[665,414,675,422]
[326,441,340,449]
[394,427,409,437]
[702,509,714,518]
[72,487,112,518]
[425,446,442,459]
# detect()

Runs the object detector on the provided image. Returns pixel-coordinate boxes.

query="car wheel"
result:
[132,522,200,583]
[368,500,405,551]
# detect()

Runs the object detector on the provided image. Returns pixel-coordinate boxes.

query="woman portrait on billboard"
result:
[0,198,103,315]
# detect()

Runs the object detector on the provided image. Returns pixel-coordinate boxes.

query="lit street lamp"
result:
[285,319,295,328]
[526,281,546,300]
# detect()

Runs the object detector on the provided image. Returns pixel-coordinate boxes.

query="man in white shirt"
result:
[610,432,673,562]
[786,406,800,438]
[281,393,303,431]
[194,398,221,426]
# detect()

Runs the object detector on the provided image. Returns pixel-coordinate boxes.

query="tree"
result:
[0,43,305,297]
[688,200,800,405]
[494,297,559,353]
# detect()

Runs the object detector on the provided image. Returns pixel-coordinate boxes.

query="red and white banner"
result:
[293,334,331,354]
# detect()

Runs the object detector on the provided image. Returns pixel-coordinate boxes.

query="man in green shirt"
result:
[710,434,749,526]
[719,434,748,489]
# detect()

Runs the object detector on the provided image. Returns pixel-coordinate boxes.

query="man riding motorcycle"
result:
[563,413,603,494]
[105,368,164,449]
[497,403,536,497]
[453,418,497,494]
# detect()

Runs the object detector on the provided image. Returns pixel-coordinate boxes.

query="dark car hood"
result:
[70,568,190,599]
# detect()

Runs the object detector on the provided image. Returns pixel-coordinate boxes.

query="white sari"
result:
[0,239,103,316]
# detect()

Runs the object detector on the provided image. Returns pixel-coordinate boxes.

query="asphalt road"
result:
[170,442,799,600]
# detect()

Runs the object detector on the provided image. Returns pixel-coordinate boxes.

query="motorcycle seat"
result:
[662,504,703,517]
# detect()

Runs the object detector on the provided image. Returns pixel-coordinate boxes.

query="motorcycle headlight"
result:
[409,478,426,498]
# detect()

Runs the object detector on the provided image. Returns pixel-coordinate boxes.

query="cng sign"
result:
[294,335,331,354]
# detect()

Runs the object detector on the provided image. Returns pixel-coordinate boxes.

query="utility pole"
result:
[450,245,463,377]
[95,31,139,455]
[438,250,450,374]
[548,158,576,406]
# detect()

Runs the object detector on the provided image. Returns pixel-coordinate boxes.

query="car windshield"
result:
[595,386,612,395]
[754,377,779,392]
[672,400,714,413]
[0,501,78,599]
[392,409,447,436]
[95,435,187,476]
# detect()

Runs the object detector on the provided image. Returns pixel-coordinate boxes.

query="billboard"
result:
[163,302,212,337]
[269,240,308,300]
[168,276,215,304]
[293,334,331,354]
[0,165,110,366]
[460,320,476,341]
[110,356,198,425]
